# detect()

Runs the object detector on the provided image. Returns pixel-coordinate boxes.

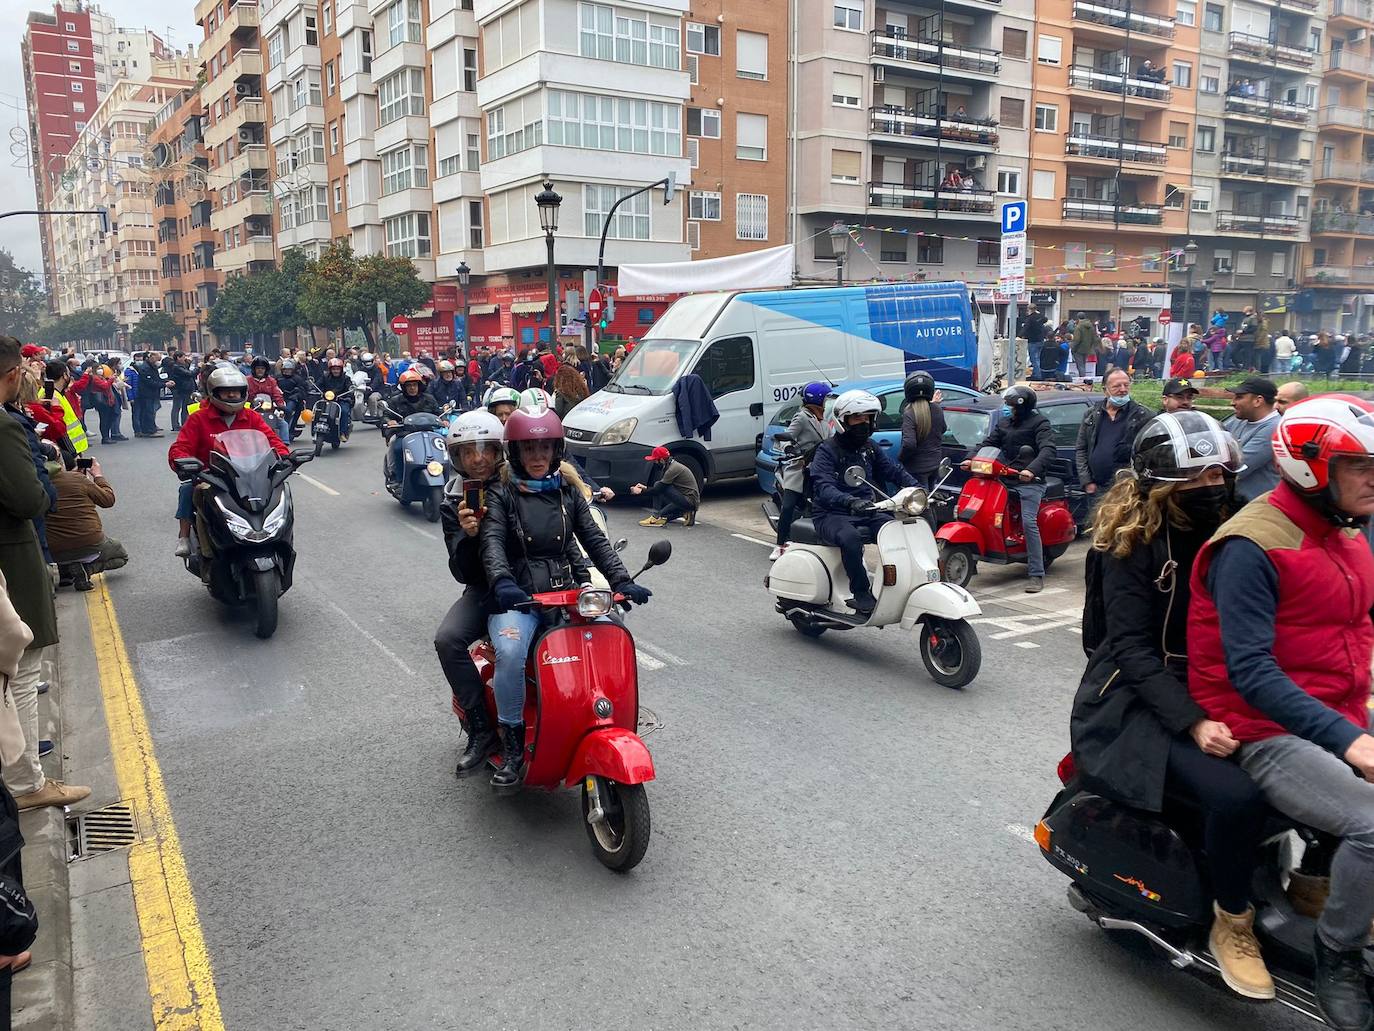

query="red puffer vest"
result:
[1188,481,1374,743]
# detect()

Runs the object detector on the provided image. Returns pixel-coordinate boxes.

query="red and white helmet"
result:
[1273,394,1374,493]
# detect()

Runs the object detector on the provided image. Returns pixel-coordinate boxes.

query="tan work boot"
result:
[1209,903,1275,1000]
[15,779,91,811]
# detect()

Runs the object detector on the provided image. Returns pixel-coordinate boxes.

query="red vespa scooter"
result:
[455,540,671,873]
[935,447,1077,587]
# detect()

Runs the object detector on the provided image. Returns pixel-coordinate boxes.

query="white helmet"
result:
[360,352,375,366]
[447,410,505,471]
[485,386,521,410]
[437,360,455,374]
[831,389,881,422]
[206,366,248,414]
[518,387,553,412]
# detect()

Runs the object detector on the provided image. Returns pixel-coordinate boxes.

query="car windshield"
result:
[943,409,991,449]
[605,339,700,395]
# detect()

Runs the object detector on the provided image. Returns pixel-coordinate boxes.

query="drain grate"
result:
[637,707,664,738]
[67,802,138,861]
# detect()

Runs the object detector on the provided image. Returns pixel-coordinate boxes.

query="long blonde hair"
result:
[905,398,932,440]
[1090,475,1192,558]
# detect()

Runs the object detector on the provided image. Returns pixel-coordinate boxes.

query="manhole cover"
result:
[637,707,663,737]
[67,802,138,861]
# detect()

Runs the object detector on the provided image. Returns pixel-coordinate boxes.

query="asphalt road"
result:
[87,423,1305,1031]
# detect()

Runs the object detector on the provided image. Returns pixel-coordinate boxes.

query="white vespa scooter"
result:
[763,460,983,688]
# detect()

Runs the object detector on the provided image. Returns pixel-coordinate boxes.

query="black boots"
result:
[847,591,877,615]
[1313,932,1373,1031]
[489,723,526,793]
[455,705,498,775]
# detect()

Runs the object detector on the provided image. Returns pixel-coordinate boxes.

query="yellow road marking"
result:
[86,580,225,1031]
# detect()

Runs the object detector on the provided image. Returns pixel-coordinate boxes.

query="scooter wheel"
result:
[789,615,827,638]
[581,777,650,873]
[252,568,280,639]
[1043,543,1068,571]
[313,439,323,458]
[424,485,443,523]
[939,544,976,587]
[918,617,981,689]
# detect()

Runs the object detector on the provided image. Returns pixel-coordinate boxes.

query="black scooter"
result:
[309,389,351,456]
[173,428,313,638]
[1037,754,1366,1024]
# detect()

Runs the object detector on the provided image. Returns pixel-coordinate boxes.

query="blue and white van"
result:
[563,282,981,492]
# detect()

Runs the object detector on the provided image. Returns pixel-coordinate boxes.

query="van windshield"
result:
[605,339,700,395]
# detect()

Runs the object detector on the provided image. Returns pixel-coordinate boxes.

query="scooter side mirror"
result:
[937,458,953,479]
[614,538,628,554]
[647,540,672,567]
[288,450,314,466]
[844,465,867,488]
[173,457,203,480]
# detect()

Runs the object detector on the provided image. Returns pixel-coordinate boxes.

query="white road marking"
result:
[637,653,667,672]
[1006,823,1038,846]
[318,596,416,677]
[1014,640,1040,650]
[298,473,340,496]
[731,532,775,547]
[969,605,1083,640]
[638,640,688,666]
[975,584,1068,604]
[405,524,440,542]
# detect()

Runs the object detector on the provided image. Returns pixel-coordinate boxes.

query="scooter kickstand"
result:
[584,776,607,825]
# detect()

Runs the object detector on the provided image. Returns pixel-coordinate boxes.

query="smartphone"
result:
[77,456,93,471]
[463,478,484,513]
[43,379,56,400]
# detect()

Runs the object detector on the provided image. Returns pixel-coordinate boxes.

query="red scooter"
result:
[455,541,671,872]
[935,447,1077,587]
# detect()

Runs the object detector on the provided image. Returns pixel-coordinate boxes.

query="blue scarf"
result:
[512,471,562,493]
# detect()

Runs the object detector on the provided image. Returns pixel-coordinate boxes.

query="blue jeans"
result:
[1028,342,1044,379]
[1016,481,1046,577]
[488,609,542,725]
[387,434,407,482]
[175,480,194,519]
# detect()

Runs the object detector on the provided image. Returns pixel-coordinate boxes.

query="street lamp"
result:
[829,221,850,287]
[535,179,562,343]
[456,260,470,359]
[1180,239,1199,339]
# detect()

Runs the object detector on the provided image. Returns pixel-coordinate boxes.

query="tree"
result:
[0,251,46,342]
[131,309,181,346]
[297,242,429,349]
[208,253,309,348]
[34,308,118,347]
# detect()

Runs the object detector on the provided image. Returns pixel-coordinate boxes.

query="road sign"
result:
[390,315,411,335]
[1001,201,1027,235]
[999,201,1028,298]
[587,288,604,320]
[1158,308,1172,325]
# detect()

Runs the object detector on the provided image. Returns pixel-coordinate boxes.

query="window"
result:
[832,72,862,107]
[1171,61,1191,88]
[1142,247,1162,271]
[585,185,650,240]
[305,12,318,46]
[1213,249,1232,273]
[1168,122,1187,148]
[1031,169,1055,199]
[384,212,431,258]
[976,239,998,265]
[333,182,343,212]
[737,31,767,79]
[916,235,943,263]
[68,61,81,72]
[1034,104,1057,132]
[687,106,721,139]
[686,22,720,55]
[72,101,84,113]
[1204,3,1223,31]
[1065,242,1087,269]
[469,200,483,248]
[463,48,477,91]
[649,22,679,69]
[387,0,422,46]
[1272,252,1286,276]
[736,193,768,241]
[1235,251,1256,275]
[378,68,425,124]
[1200,65,1220,94]
[688,137,698,168]
[687,220,700,251]
[1003,28,1027,59]
[1044,403,1092,448]
[1164,183,1186,209]
[1195,125,1215,153]
[1176,0,1196,25]
[268,29,285,67]
[330,122,338,153]
[696,337,754,399]
[466,133,479,171]
[1000,97,1025,128]
[833,0,862,31]
[362,30,373,71]
[580,4,613,60]
[579,5,679,69]
[880,237,908,263]
[381,144,429,194]
[66,39,79,52]
[997,168,1021,195]
[323,3,332,33]
[438,153,460,177]
[326,61,336,95]
[832,149,861,183]
[1093,246,1116,270]
[485,98,542,159]
[1190,186,1211,212]
[70,81,82,93]
[689,191,721,220]
[547,91,680,156]
[65,20,75,30]
[1037,34,1062,65]
[736,113,767,160]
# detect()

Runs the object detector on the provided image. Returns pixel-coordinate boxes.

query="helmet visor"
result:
[1146,418,1244,481]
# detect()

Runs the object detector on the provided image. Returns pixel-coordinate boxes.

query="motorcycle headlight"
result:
[262,492,290,536]
[577,588,614,617]
[215,497,270,542]
[595,417,638,446]
[903,489,929,516]
[426,460,445,477]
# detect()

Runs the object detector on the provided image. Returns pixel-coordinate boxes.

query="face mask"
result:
[1107,394,1130,407]
[841,422,873,445]
[1175,484,1229,523]
[1000,404,1014,419]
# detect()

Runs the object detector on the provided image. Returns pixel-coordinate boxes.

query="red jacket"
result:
[167,405,289,471]
[23,400,70,449]
[1169,350,1195,379]
[1188,482,1374,742]
[539,352,559,380]
[245,375,285,407]
[66,371,112,417]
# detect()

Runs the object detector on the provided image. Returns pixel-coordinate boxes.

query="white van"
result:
[562,282,979,492]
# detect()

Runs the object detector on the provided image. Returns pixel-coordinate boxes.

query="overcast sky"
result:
[0,0,198,282]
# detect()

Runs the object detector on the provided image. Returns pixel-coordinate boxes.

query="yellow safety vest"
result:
[55,394,87,454]
[186,400,201,416]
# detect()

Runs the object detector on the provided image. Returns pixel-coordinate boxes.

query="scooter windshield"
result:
[211,429,276,511]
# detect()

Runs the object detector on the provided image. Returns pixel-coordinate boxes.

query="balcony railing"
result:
[1328,48,1374,76]
[1306,265,1374,284]
[868,107,999,147]
[1214,210,1303,234]
[1228,31,1318,68]
[1065,131,1168,164]
[1317,105,1374,130]
[1061,197,1164,224]
[1071,0,1176,37]
[1219,154,1311,180]
[1316,159,1374,181]
[868,181,997,215]
[1223,94,1310,125]
[1278,0,1320,10]
[1330,0,1374,21]
[869,31,1001,76]
[1067,65,1171,102]
[1312,212,1374,233]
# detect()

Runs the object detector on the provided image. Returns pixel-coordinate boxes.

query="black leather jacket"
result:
[479,475,632,599]
[317,373,354,403]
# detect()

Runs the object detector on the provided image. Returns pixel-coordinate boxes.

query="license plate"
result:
[564,427,591,442]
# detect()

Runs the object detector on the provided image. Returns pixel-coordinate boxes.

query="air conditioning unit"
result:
[873,66,885,82]
[236,82,253,96]
[966,155,986,170]
[1352,28,1368,43]
[237,129,254,143]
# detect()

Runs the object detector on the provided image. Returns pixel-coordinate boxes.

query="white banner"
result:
[616,244,795,297]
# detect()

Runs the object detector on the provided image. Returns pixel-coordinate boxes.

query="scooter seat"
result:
[1043,477,1066,501]
[787,519,875,547]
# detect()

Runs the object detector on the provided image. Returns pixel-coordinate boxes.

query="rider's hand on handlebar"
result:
[1345,734,1374,780]
[594,487,615,502]
[1084,482,1098,495]
[1018,468,1034,482]
[493,578,532,612]
[1189,719,1239,758]
[960,459,972,470]
[617,582,651,606]
[848,497,874,515]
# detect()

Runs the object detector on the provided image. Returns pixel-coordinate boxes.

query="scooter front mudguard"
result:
[935,521,982,550]
[899,581,981,629]
[565,727,656,787]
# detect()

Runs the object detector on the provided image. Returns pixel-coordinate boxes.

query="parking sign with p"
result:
[1001,201,1027,236]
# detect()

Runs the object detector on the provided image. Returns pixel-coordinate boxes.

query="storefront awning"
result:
[468,304,498,316]
[510,301,548,315]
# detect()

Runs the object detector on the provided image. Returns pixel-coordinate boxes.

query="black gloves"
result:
[848,496,874,515]
[493,577,532,612]
[617,582,652,606]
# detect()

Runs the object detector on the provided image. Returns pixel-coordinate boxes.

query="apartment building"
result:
[1304,0,1374,332]
[793,0,1034,321]
[197,0,273,277]
[51,67,198,341]
[149,87,219,349]
[427,0,482,279]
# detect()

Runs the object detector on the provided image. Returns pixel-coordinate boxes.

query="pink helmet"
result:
[503,406,565,479]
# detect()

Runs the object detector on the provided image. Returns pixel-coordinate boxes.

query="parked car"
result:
[754,378,983,496]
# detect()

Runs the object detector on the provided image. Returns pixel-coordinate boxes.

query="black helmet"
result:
[1131,411,1243,485]
[904,371,936,405]
[1002,385,1037,413]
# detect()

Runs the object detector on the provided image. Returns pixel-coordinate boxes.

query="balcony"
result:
[869,107,999,150]
[226,143,269,179]
[1214,210,1303,235]
[205,98,265,147]
[1071,0,1176,38]
[869,31,1000,80]
[228,3,259,37]
[1312,212,1374,234]
[1219,154,1312,181]
[1316,159,1374,181]
[1328,48,1374,78]
[1067,65,1171,103]
[1228,32,1318,70]
[1276,0,1320,10]
[1330,0,1374,23]
[1223,94,1310,126]
[867,181,997,218]
[210,190,271,233]
[1061,197,1164,224]
[205,49,263,102]
[160,256,181,280]
[1306,264,1374,284]
[1317,105,1374,131]
[190,200,213,227]
[1065,130,1168,165]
